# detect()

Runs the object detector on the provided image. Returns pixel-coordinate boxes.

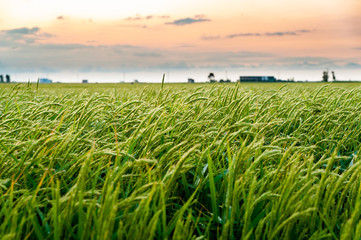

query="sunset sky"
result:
[0,0,360,82]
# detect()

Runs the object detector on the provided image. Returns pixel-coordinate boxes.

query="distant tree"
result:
[0,75,3,83]
[225,79,231,83]
[331,71,336,81]
[208,72,215,82]
[5,75,10,83]
[322,71,329,82]
[219,79,224,83]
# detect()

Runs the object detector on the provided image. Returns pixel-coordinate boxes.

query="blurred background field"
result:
[3,81,361,92]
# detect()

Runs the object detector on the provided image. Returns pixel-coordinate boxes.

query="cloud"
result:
[154,61,193,69]
[226,33,261,38]
[124,14,169,21]
[36,43,90,50]
[133,52,163,57]
[0,41,274,72]
[296,29,311,33]
[118,24,147,29]
[173,44,196,48]
[0,35,359,74]
[38,32,55,38]
[57,16,65,20]
[344,62,361,69]
[4,27,40,35]
[261,56,361,71]
[194,14,206,19]
[199,51,274,63]
[225,29,311,39]
[203,30,311,40]
[166,16,210,26]
[278,56,331,62]
[201,35,221,40]
[0,27,54,47]
[0,43,170,72]
[125,15,143,21]
[274,56,337,69]
[265,32,297,36]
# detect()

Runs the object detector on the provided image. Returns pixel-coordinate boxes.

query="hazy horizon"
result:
[7,68,361,84]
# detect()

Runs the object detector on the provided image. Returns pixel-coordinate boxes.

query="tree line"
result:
[0,75,11,83]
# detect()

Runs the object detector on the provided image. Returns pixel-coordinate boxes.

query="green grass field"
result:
[1,82,361,239]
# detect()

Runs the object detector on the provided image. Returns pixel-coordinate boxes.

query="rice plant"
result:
[0,82,361,239]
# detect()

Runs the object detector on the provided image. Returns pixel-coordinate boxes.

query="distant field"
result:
[4,81,361,90]
[1,82,361,239]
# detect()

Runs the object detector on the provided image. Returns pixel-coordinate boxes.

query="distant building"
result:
[188,78,195,83]
[0,75,3,83]
[5,75,10,83]
[82,79,88,83]
[38,78,52,84]
[239,76,276,82]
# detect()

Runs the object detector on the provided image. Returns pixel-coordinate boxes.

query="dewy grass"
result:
[1,82,361,239]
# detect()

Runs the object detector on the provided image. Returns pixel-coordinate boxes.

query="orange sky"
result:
[0,0,360,81]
